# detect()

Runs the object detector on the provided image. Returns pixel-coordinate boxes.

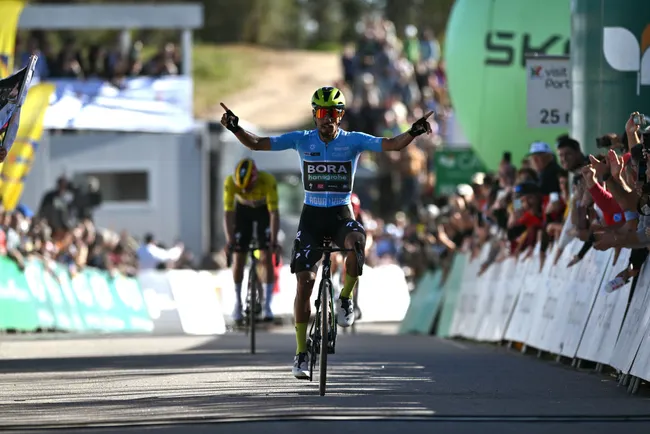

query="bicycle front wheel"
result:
[319,278,330,396]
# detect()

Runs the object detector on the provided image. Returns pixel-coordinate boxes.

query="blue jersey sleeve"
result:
[351,131,383,152]
[269,130,304,151]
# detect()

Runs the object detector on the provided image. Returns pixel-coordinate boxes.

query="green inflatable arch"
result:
[445,0,570,171]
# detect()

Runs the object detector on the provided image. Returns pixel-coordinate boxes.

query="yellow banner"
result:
[0,0,25,78]
[0,83,55,210]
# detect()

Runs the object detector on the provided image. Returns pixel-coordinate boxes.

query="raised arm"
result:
[220,102,271,150]
[220,102,299,152]
[381,111,435,152]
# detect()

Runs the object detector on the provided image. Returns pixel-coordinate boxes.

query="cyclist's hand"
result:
[408,111,434,137]
[220,102,241,133]
[0,146,6,163]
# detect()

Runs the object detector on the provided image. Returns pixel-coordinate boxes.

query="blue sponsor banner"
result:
[43,76,193,134]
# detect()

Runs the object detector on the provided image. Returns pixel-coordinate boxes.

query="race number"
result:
[525,55,571,128]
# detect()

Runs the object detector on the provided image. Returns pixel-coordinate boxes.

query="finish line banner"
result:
[43,76,193,134]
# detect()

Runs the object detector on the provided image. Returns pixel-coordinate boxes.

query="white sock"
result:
[235,283,243,307]
[265,283,274,310]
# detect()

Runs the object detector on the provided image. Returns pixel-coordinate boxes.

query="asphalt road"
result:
[1,324,649,434]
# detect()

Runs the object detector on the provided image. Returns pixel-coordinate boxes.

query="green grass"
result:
[192,44,264,118]
[306,42,343,52]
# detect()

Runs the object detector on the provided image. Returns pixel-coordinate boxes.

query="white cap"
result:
[471,172,486,185]
[456,184,474,197]
[528,141,552,155]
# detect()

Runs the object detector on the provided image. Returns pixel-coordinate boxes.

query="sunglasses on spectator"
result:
[314,108,344,119]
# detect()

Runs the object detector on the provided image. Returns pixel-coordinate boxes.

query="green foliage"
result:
[27,0,455,50]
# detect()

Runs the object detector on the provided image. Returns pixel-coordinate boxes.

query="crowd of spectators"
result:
[335,17,650,293]
[336,16,452,286]
[382,110,650,296]
[338,17,449,219]
[15,32,182,83]
[0,175,197,281]
[0,34,192,277]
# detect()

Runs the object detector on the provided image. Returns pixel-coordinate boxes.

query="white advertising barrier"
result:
[313,263,411,323]
[549,249,611,358]
[577,249,632,365]
[449,248,485,338]
[213,263,411,324]
[477,257,524,342]
[505,248,547,345]
[522,248,561,352]
[465,247,495,338]
[492,258,523,341]
[165,270,227,335]
[629,294,650,382]
[497,257,528,340]
[473,258,504,341]
[213,265,311,321]
[610,261,650,374]
[548,249,612,358]
[137,270,184,334]
[443,234,650,381]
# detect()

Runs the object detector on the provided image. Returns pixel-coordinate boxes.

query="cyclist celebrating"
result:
[223,158,280,322]
[220,86,433,379]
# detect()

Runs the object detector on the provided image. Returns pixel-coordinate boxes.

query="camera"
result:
[634,113,650,131]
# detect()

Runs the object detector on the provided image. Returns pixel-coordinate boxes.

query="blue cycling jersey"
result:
[269,129,383,207]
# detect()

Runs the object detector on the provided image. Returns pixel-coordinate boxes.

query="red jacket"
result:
[589,183,625,226]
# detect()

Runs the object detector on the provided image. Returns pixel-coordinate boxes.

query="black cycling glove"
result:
[408,115,433,137]
[223,108,242,133]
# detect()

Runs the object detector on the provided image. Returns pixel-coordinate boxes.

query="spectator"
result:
[136,233,184,270]
[15,34,182,80]
[38,176,78,235]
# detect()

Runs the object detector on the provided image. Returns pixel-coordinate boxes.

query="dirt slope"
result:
[211,49,341,132]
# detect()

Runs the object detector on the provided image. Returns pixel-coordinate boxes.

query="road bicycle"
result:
[227,241,279,355]
[291,237,363,396]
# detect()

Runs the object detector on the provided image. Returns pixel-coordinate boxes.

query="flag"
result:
[0,82,55,210]
[0,1,25,78]
[0,56,38,154]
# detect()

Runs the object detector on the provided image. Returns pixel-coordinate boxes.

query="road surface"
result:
[1,324,649,433]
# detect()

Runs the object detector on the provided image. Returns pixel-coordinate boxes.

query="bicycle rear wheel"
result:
[249,266,257,354]
[319,278,330,396]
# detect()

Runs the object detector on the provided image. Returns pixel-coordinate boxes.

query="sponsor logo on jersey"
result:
[303,161,352,193]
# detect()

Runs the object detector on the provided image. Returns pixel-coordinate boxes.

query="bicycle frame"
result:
[291,238,363,396]
[226,241,277,354]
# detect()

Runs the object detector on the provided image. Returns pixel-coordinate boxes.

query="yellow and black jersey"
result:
[223,171,279,212]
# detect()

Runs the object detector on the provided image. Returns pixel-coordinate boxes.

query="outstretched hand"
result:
[220,102,241,133]
[408,111,435,137]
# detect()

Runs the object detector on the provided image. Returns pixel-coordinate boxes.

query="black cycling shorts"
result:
[234,203,270,250]
[293,204,365,274]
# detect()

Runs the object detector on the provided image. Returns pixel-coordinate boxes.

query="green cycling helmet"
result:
[311,86,346,109]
